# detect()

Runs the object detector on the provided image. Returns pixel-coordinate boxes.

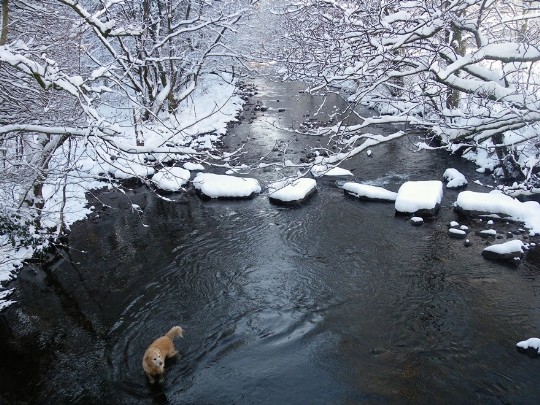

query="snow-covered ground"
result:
[0,74,245,308]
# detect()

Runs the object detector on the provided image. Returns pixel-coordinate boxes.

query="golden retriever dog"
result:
[142,326,184,383]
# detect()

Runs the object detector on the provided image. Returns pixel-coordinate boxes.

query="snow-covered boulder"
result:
[152,167,190,192]
[192,173,261,199]
[516,338,540,356]
[410,217,424,226]
[443,168,468,189]
[449,228,467,239]
[395,180,443,217]
[476,229,497,239]
[342,182,397,202]
[268,178,317,205]
[481,240,524,261]
[311,164,353,178]
[455,190,540,235]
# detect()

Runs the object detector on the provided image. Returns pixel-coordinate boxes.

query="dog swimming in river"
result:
[142,326,184,384]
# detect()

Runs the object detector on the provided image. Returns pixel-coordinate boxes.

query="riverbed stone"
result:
[395,180,443,217]
[268,178,317,206]
[449,228,467,239]
[481,240,524,261]
[342,182,397,202]
[476,229,497,239]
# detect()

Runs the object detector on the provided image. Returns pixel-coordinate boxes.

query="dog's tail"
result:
[166,326,184,340]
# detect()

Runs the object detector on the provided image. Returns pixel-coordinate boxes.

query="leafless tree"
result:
[274,0,540,183]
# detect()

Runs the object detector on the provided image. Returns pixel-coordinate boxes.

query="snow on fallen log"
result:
[481,239,524,261]
[268,178,317,205]
[395,181,443,217]
[455,190,540,234]
[443,168,468,189]
[192,173,261,199]
[151,167,190,192]
[341,182,397,202]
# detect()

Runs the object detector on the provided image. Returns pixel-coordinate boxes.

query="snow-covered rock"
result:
[449,228,467,239]
[311,164,353,177]
[516,337,540,356]
[455,190,540,235]
[443,168,468,189]
[395,180,443,217]
[192,173,261,199]
[152,167,190,192]
[268,178,317,205]
[476,229,497,238]
[410,217,424,226]
[481,240,524,261]
[342,182,397,202]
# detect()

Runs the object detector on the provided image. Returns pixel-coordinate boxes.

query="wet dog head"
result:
[144,348,165,374]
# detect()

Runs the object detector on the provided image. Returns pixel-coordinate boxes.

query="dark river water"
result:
[2,79,540,404]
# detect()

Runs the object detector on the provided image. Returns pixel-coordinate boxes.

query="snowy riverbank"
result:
[0,74,245,307]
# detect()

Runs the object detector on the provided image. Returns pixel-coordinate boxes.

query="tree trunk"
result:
[1,0,8,45]
[446,27,466,109]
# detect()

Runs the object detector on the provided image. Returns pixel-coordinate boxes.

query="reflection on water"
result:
[2,80,540,404]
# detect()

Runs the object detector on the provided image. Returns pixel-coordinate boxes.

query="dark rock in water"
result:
[506,232,514,238]
[449,228,467,239]
[516,345,540,358]
[395,204,440,218]
[278,108,286,112]
[481,240,524,262]
[481,250,522,262]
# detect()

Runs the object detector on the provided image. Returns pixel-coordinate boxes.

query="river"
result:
[1,79,540,404]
